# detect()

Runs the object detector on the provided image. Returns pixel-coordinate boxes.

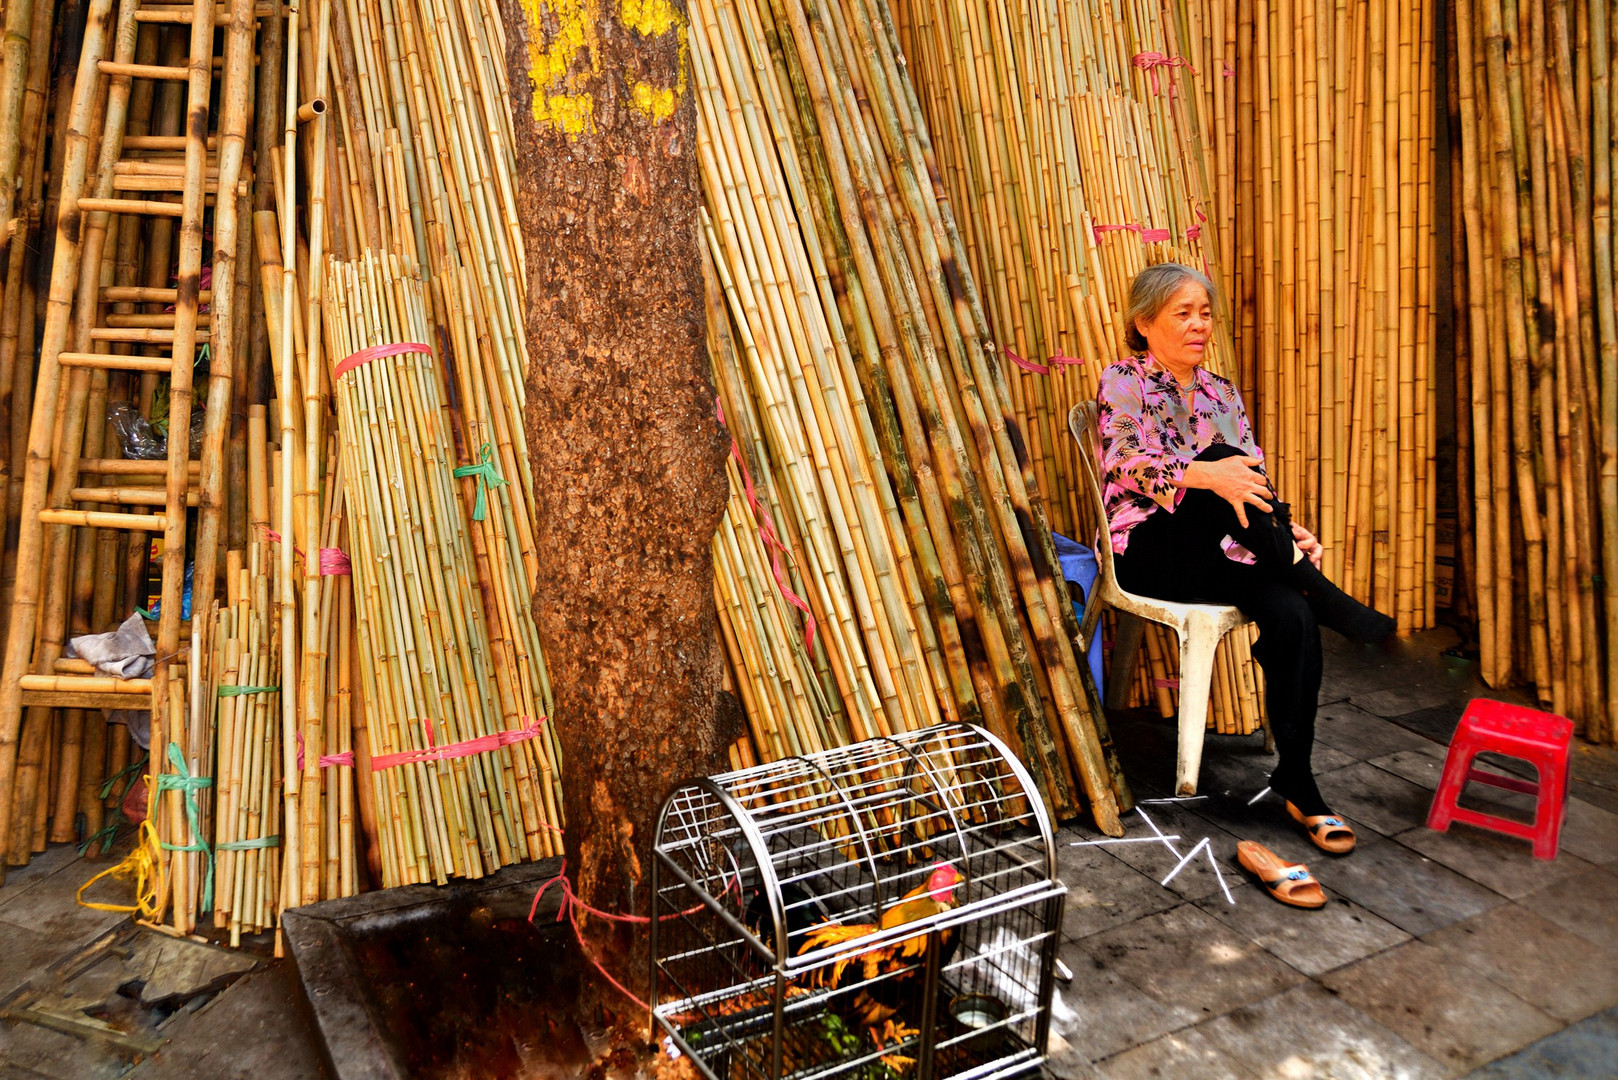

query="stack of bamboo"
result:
[0,0,569,937]
[689,0,1131,832]
[1445,0,1613,742]
[207,0,565,924]
[888,0,1267,731]
[1178,0,1440,635]
[322,253,560,887]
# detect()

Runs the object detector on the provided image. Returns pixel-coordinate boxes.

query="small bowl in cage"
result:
[950,993,1007,1031]
[949,993,1009,1057]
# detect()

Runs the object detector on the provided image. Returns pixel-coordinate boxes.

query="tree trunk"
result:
[501,0,733,1028]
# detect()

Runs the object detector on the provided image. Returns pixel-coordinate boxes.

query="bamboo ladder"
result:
[0,0,244,883]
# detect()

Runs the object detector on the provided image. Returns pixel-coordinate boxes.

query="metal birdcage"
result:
[650,723,1067,1080]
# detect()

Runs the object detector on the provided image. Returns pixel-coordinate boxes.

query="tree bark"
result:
[501,0,733,1026]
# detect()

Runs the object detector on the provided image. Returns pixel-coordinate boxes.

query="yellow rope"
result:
[75,819,165,916]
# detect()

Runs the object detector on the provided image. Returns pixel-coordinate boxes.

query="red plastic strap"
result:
[368,715,547,771]
[1222,63,1236,78]
[1132,51,1197,95]
[1153,677,1181,689]
[528,858,737,1014]
[294,728,358,770]
[257,526,351,576]
[1185,224,1203,241]
[333,342,432,380]
[716,400,818,655]
[1092,221,1174,246]
[1004,345,1085,376]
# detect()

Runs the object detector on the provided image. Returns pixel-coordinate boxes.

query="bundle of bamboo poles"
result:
[321,252,560,887]
[210,530,290,945]
[263,0,564,906]
[1178,0,1440,636]
[688,0,1131,832]
[1445,0,1613,743]
[887,0,1267,731]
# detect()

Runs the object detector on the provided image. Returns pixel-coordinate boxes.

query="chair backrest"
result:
[1067,401,1118,584]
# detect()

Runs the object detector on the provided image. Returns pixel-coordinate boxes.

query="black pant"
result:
[1112,445,1322,788]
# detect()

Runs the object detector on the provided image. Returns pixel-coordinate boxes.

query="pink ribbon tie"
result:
[1004,346,1085,376]
[1132,52,1197,95]
[333,342,432,380]
[716,400,818,654]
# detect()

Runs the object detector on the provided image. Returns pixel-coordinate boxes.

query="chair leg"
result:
[1531,753,1570,861]
[1174,623,1222,797]
[1105,611,1145,711]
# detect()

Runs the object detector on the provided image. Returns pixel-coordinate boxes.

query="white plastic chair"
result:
[1069,401,1255,797]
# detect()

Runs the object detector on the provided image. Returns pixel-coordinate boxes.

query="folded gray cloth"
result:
[65,612,155,680]
[65,613,155,749]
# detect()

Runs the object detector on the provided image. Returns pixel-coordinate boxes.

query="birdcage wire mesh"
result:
[651,723,1066,1080]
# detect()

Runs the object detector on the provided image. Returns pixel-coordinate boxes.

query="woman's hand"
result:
[1292,521,1325,569]
[1181,455,1271,528]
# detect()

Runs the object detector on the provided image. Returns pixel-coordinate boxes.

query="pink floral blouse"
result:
[1096,352,1265,559]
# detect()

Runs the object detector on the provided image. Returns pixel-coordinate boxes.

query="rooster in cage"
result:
[795,863,964,1069]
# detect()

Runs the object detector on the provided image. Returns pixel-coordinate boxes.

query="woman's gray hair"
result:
[1123,262,1217,354]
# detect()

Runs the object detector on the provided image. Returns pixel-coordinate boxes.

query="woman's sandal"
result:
[1236,841,1327,909]
[1286,801,1357,855]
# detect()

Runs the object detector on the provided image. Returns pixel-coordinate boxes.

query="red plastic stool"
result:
[1427,698,1573,860]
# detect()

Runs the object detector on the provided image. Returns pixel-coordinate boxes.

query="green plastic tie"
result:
[154,742,215,913]
[217,836,280,851]
[452,443,506,522]
[218,684,278,697]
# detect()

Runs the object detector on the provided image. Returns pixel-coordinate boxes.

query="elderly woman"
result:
[1097,263,1393,855]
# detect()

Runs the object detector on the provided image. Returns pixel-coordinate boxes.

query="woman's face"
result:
[1137,281,1213,371]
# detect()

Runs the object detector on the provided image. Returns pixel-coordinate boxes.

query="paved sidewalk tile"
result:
[1102,803,1246,903]
[1074,904,1304,1021]
[1315,761,1443,838]
[1422,904,1618,1024]
[1050,948,1201,1064]
[1314,700,1441,761]
[1516,865,1618,949]
[1319,830,1506,937]
[1193,883,1410,978]
[1094,1025,1258,1080]
[1459,1005,1618,1080]
[1195,982,1447,1080]
[1321,940,1561,1076]
[1393,823,1593,901]
[1056,838,1181,941]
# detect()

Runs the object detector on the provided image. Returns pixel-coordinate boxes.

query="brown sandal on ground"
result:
[1236,841,1327,909]
[1286,801,1357,855]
